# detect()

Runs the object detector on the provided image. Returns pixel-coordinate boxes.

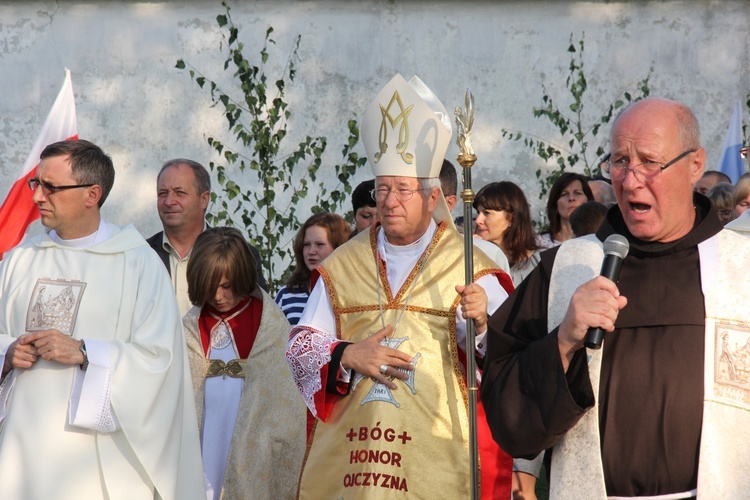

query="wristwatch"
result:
[79,340,89,371]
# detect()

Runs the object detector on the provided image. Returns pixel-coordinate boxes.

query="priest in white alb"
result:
[0,139,204,499]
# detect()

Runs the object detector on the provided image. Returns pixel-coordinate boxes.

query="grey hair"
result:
[674,103,701,150]
[419,177,442,193]
[373,176,441,196]
[157,158,211,194]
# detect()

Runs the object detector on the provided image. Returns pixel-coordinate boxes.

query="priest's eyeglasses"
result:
[604,149,696,182]
[28,178,95,195]
[371,187,427,202]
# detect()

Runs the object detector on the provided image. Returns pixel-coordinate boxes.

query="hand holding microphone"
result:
[583,234,630,349]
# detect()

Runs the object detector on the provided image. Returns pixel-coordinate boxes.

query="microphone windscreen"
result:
[602,234,629,260]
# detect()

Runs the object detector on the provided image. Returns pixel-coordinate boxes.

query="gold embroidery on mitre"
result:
[374,91,414,165]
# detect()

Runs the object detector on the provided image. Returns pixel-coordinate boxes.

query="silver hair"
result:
[374,176,441,195]
[419,177,442,192]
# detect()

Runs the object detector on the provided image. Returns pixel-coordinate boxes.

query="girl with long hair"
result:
[274,212,351,325]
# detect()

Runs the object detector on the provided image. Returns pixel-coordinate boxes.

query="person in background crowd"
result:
[0,139,203,498]
[473,181,541,287]
[274,212,351,326]
[349,179,378,236]
[147,158,266,317]
[693,170,731,195]
[482,97,750,499]
[184,227,305,500]
[706,182,736,225]
[570,201,609,237]
[538,172,593,248]
[589,179,617,207]
[732,175,750,217]
[440,159,510,274]
[471,179,544,498]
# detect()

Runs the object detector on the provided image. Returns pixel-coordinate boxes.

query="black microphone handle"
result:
[583,254,623,350]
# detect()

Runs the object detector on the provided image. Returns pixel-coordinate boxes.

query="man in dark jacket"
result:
[147,158,266,316]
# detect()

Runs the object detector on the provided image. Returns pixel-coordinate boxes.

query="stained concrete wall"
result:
[1,0,749,239]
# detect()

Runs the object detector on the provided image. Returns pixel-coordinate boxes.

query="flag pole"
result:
[455,88,479,500]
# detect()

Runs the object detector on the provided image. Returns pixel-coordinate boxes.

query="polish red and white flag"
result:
[0,69,78,259]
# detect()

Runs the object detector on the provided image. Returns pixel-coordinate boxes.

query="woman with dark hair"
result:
[274,212,352,325]
[183,227,305,499]
[474,181,541,287]
[538,172,593,248]
[350,179,378,236]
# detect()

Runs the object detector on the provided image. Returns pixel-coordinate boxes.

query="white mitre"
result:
[361,74,455,228]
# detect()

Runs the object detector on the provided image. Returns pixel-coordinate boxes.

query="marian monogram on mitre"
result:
[375,91,414,166]
[25,278,86,336]
[361,74,451,180]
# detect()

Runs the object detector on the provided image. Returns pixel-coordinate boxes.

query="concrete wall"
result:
[2,0,749,239]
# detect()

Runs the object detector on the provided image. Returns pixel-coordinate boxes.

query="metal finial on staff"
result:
[455,88,480,500]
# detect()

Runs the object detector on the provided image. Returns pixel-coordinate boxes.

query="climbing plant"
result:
[177,1,366,291]
[501,33,653,199]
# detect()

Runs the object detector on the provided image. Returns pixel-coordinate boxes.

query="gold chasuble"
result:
[298,223,505,499]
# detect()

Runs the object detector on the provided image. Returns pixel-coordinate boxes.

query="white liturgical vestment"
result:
[0,221,204,500]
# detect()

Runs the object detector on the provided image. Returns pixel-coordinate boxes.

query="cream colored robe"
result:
[0,223,204,500]
[184,291,306,500]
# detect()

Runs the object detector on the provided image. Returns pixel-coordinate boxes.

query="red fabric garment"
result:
[478,399,512,499]
[198,296,262,358]
[310,266,346,425]
[495,269,514,296]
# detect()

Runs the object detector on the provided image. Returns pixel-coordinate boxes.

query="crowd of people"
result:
[0,73,749,500]
[693,168,750,226]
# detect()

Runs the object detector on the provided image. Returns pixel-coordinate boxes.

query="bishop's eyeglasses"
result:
[370,187,427,202]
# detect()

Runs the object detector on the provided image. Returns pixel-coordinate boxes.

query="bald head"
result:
[612,98,701,152]
[609,97,706,242]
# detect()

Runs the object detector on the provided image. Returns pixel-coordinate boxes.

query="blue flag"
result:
[717,101,745,184]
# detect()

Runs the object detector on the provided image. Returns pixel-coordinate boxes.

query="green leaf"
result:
[177,17,366,291]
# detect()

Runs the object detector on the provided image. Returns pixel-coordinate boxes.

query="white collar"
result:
[49,218,110,248]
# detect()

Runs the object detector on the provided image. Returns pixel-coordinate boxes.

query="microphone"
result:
[583,234,630,350]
